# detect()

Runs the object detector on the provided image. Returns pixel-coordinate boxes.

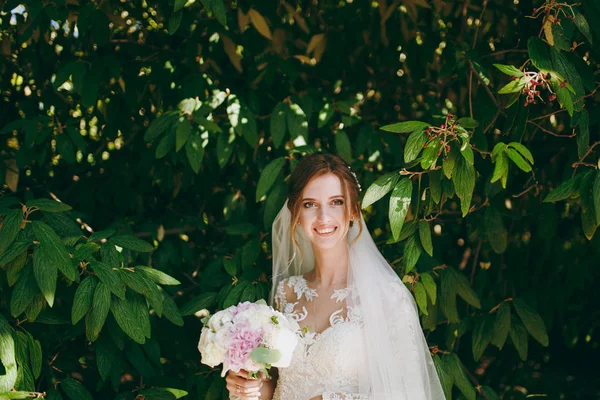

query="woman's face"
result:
[298,173,352,250]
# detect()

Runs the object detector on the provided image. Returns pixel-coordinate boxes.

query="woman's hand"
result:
[225,369,264,400]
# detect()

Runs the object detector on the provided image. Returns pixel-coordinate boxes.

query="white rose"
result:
[208,309,234,331]
[198,328,225,367]
[262,326,299,368]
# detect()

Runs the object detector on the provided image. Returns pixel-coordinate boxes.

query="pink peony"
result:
[224,318,264,373]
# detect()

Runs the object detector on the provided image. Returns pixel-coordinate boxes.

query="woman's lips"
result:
[314,226,338,236]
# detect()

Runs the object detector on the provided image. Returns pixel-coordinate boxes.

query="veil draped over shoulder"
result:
[269,200,445,399]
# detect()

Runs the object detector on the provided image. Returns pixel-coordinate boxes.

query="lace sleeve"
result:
[274,279,288,312]
[322,392,372,399]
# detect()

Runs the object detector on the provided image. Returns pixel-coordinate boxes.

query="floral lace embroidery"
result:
[322,392,370,400]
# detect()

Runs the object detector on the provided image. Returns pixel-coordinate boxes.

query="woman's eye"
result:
[303,202,314,208]
[332,199,344,206]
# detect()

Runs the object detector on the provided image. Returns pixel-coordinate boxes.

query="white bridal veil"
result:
[270,200,445,399]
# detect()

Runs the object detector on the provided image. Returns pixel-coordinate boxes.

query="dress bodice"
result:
[272,276,370,400]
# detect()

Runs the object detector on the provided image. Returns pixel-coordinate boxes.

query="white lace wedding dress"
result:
[272,276,370,400]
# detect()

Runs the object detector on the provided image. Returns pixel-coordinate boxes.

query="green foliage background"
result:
[1,0,599,399]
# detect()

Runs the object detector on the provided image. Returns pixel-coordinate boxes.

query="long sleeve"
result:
[322,392,372,400]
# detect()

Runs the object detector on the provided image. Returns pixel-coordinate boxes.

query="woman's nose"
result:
[317,206,331,222]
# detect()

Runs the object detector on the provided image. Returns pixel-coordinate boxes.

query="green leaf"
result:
[10,265,38,317]
[528,37,553,70]
[493,64,524,77]
[26,198,72,212]
[576,110,590,159]
[481,386,501,400]
[0,315,17,393]
[73,242,100,261]
[573,8,593,44]
[111,292,149,344]
[508,142,534,164]
[497,77,527,94]
[420,273,437,305]
[543,175,580,202]
[485,207,507,254]
[144,113,175,142]
[224,281,252,308]
[506,148,532,172]
[32,221,77,283]
[433,355,453,400]
[461,145,474,166]
[509,317,528,360]
[491,302,511,350]
[593,171,600,226]
[72,275,98,324]
[90,261,126,300]
[440,269,459,324]
[6,250,28,287]
[380,121,429,133]
[194,115,222,133]
[512,298,549,347]
[472,315,494,361]
[286,103,308,140]
[155,131,175,159]
[420,137,441,170]
[389,178,412,241]
[264,182,287,228]
[256,157,286,202]
[443,149,457,179]
[110,235,154,252]
[250,346,281,364]
[136,266,181,286]
[335,131,352,163]
[185,132,204,174]
[447,353,475,400]
[119,269,163,317]
[0,210,22,254]
[32,243,57,308]
[361,172,399,209]
[404,128,427,163]
[223,258,237,277]
[317,103,335,128]
[95,335,120,382]
[162,294,184,327]
[491,144,508,184]
[555,85,574,116]
[201,0,227,26]
[86,282,111,342]
[404,234,422,274]
[61,377,93,400]
[448,267,481,309]
[180,292,217,316]
[175,118,191,152]
[414,282,428,315]
[453,155,476,217]
[0,239,30,268]
[418,220,433,257]
[270,102,287,148]
[174,0,187,12]
[430,169,442,205]
[168,10,182,34]
[456,117,479,128]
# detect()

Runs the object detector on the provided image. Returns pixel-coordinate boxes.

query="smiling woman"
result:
[226,153,445,400]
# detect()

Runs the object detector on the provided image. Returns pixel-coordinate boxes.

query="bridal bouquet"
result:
[197,300,300,378]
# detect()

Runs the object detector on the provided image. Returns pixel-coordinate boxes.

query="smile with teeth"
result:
[315,226,337,236]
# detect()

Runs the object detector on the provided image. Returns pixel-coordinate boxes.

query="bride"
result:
[226,153,445,400]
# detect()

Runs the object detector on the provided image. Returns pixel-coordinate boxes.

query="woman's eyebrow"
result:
[301,195,345,201]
